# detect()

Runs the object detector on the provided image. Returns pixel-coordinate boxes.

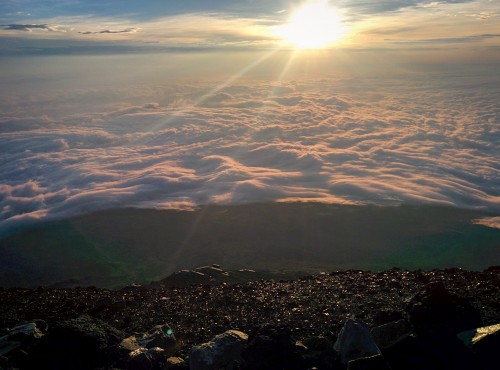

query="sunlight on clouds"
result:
[473,217,500,230]
[0,53,499,231]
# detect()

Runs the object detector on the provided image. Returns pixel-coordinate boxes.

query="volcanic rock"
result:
[333,319,381,365]
[0,320,47,356]
[457,323,500,369]
[189,330,248,370]
[121,324,176,353]
[127,347,166,370]
[347,354,391,370]
[166,356,188,369]
[406,282,482,338]
[47,315,125,369]
[241,325,305,370]
[301,335,340,370]
[371,319,410,350]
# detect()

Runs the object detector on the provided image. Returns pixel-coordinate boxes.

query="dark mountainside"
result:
[1,203,499,288]
[1,267,499,369]
[1,203,499,368]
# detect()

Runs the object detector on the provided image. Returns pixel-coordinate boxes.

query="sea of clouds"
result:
[1,55,499,232]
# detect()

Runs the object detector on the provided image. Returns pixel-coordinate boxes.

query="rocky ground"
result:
[1,266,499,369]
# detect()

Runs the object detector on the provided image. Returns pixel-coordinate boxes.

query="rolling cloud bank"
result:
[0,56,499,232]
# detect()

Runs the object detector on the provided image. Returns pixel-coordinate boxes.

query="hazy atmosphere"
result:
[1,0,499,233]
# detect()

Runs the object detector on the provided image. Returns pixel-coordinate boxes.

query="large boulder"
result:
[189,330,248,370]
[382,334,477,370]
[0,320,47,355]
[241,326,304,370]
[127,347,167,370]
[333,319,381,365]
[406,282,482,338]
[47,315,125,369]
[371,319,410,350]
[0,320,47,368]
[301,335,341,370]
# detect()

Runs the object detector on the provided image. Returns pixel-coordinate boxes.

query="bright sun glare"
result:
[277,0,346,49]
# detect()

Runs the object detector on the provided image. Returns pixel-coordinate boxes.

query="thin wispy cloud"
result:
[1,24,62,32]
[79,28,140,35]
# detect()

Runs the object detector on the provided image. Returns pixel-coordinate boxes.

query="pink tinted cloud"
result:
[1,74,499,230]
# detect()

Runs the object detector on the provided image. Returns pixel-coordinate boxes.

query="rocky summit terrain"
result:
[0,266,499,369]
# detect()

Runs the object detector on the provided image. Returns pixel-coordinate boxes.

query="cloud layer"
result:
[1,62,499,231]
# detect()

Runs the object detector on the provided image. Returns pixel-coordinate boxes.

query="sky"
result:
[0,0,499,232]
[0,0,499,56]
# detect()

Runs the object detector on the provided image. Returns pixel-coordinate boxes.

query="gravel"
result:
[1,267,499,355]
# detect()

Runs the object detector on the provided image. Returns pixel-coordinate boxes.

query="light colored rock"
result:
[121,324,176,353]
[0,321,47,356]
[8,321,46,339]
[189,330,248,370]
[334,319,381,365]
[457,323,500,347]
[166,356,186,369]
[371,319,410,349]
[128,347,166,370]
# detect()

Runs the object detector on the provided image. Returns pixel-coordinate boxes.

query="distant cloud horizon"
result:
[0,52,498,232]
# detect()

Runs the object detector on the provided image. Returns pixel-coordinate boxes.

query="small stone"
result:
[121,324,176,354]
[166,356,187,369]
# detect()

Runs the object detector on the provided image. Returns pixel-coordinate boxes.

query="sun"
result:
[276,0,346,49]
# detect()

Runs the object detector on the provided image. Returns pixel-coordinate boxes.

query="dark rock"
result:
[0,355,10,367]
[371,320,410,350]
[382,335,443,370]
[155,265,260,288]
[333,319,381,365]
[47,314,125,369]
[347,354,391,370]
[302,336,341,370]
[189,330,248,370]
[406,282,482,338]
[241,326,304,370]
[372,311,404,327]
[382,334,478,370]
[414,271,429,285]
[128,347,166,370]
